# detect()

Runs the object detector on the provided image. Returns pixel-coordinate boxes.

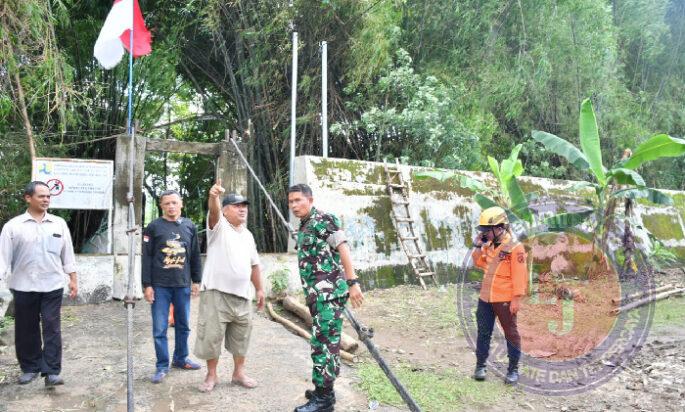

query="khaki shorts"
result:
[194,289,253,359]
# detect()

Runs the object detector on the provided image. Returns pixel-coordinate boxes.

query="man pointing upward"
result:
[194,178,264,392]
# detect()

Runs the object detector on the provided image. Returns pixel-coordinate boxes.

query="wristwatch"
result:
[346,278,360,287]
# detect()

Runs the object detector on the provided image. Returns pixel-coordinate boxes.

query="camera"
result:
[480,233,488,243]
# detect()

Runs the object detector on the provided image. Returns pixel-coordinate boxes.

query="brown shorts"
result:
[194,289,253,359]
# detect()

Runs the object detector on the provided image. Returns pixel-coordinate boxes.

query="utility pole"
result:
[289,1,298,186]
[321,41,328,158]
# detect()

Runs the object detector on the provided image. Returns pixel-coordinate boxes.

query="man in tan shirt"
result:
[194,179,264,393]
[0,181,78,387]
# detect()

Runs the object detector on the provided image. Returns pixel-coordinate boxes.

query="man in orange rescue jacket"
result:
[471,206,527,385]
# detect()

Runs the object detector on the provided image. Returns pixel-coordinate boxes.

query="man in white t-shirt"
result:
[194,179,264,393]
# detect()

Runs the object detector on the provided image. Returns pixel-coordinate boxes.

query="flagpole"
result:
[125,1,136,410]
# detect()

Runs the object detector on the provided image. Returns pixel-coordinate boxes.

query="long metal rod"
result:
[344,308,422,412]
[321,41,328,158]
[289,31,298,186]
[228,133,421,411]
[125,4,136,410]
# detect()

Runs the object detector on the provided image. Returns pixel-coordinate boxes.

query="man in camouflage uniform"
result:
[288,184,364,412]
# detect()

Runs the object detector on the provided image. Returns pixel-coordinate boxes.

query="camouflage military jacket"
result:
[296,207,349,304]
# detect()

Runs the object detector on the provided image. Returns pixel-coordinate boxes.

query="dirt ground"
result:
[348,268,685,411]
[0,297,400,412]
[1,268,683,411]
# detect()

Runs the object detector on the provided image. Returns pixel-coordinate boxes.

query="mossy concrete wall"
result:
[291,156,685,283]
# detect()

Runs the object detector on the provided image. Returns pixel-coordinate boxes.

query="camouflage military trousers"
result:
[308,297,345,390]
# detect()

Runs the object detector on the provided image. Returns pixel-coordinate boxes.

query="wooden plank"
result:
[145,138,221,156]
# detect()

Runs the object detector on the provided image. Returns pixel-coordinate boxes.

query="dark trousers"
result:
[475,298,521,371]
[11,288,64,376]
[151,286,191,371]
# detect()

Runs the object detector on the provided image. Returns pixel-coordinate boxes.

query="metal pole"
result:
[343,308,422,412]
[125,4,136,411]
[289,31,298,186]
[321,41,328,158]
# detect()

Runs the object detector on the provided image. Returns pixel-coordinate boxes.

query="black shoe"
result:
[45,374,64,387]
[294,391,335,412]
[473,366,486,381]
[304,389,336,404]
[18,372,39,385]
[504,369,519,385]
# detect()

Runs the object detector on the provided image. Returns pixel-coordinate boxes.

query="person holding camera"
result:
[471,206,527,385]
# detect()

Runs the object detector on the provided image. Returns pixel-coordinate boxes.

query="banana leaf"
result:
[607,168,645,187]
[622,134,685,170]
[578,99,607,185]
[507,177,533,224]
[543,210,594,231]
[532,130,590,170]
[612,188,673,205]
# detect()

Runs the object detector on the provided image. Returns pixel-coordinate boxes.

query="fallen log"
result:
[282,296,360,353]
[265,302,357,363]
[611,284,675,306]
[611,288,685,315]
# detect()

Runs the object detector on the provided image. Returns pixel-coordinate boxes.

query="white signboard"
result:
[32,157,113,210]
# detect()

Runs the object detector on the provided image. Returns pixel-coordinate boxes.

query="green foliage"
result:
[578,99,607,185]
[531,131,590,170]
[0,315,14,335]
[532,97,684,260]
[268,266,291,297]
[2,0,685,253]
[332,49,480,169]
[622,134,685,170]
[648,239,679,270]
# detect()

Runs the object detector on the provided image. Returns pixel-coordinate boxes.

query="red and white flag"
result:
[94,0,152,69]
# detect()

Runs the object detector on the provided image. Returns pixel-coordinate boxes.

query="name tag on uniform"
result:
[53,233,62,238]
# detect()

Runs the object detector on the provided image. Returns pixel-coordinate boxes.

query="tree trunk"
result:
[282,296,360,353]
[266,302,356,362]
[13,72,36,160]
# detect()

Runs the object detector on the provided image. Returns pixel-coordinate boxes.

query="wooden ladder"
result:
[384,159,438,289]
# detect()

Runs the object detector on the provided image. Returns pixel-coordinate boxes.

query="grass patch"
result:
[357,362,505,411]
[0,315,14,335]
[651,296,685,328]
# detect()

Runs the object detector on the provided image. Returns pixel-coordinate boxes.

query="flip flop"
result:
[231,376,257,389]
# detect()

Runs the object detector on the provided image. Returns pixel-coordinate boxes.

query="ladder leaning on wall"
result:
[383,159,438,289]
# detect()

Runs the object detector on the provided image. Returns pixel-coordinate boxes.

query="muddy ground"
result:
[0,268,683,411]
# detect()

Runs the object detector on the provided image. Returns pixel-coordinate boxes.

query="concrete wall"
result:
[3,155,682,313]
[290,156,685,287]
[0,254,115,317]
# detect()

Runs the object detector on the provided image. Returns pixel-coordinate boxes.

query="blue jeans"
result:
[151,286,191,371]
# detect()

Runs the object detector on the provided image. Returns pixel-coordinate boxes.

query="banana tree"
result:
[415,144,544,292]
[532,98,685,274]
[416,143,535,225]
